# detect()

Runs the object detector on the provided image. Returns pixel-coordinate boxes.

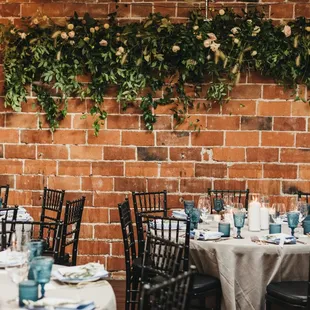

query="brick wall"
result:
[0,1,310,272]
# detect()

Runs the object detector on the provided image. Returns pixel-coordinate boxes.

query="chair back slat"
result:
[0,185,10,208]
[298,191,310,205]
[0,206,18,249]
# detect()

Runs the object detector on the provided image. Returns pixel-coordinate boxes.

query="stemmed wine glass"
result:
[233,204,245,239]
[197,195,211,221]
[213,196,224,214]
[270,203,286,223]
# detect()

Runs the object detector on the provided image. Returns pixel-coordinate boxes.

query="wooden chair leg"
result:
[266,299,272,310]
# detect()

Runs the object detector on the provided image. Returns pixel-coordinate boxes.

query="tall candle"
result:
[260,204,269,230]
[248,199,261,231]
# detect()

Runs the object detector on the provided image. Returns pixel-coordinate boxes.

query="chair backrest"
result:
[208,188,250,210]
[298,191,310,204]
[1,219,63,260]
[141,215,190,272]
[141,233,184,285]
[0,185,10,208]
[0,206,18,249]
[58,196,85,266]
[132,191,168,257]
[40,187,65,240]
[139,267,195,310]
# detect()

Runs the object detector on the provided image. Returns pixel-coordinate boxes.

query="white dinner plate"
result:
[52,270,103,284]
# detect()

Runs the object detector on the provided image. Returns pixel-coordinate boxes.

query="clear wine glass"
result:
[270,203,286,223]
[197,195,211,221]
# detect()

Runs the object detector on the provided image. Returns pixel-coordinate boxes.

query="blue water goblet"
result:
[31,256,54,299]
[191,208,200,230]
[233,212,245,239]
[213,199,224,214]
[28,240,44,280]
[287,211,300,237]
[184,200,194,217]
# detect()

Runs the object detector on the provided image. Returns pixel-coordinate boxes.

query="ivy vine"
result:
[0,9,310,135]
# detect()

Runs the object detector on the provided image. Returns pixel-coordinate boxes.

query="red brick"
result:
[157,132,189,146]
[247,148,279,162]
[21,130,52,144]
[126,162,158,177]
[82,177,113,191]
[247,72,274,84]
[122,131,154,146]
[170,147,202,161]
[229,164,262,179]
[85,4,109,18]
[296,4,310,18]
[88,131,121,145]
[207,116,240,130]
[64,192,93,207]
[106,256,125,271]
[79,225,93,239]
[154,3,176,16]
[191,132,223,146]
[258,101,291,117]
[270,4,293,18]
[195,164,227,178]
[131,3,152,17]
[9,190,33,206]
[16,175,44,190]
[5,145,35,159]
[73,114,99,130]
[281,149,310,163]
[212,147,245,162]
[92,162,124,176]
[94,192,126,208]
[0,3,20,17]
[180,179,212,193]
[213,180,246,191]
[83,208,109,223]
[21,3,65,17]
[107,115,139,129]
[274,117,306,131]
[77,256,105,266]
[24,160,56,175]
[95,224,122,239]
[0,129,19,143]
[296,133,310,148]
[114,177,146,192]
[104,147,135,160]
[67,98,87,113]
[223,100,257,116]
[230,85,261,99]
[248,180,280,195]
[53,130,86,144]
[173,115,207,131]
[0,160,22,174]
[261,132,294,147]
[58,161,90,176]
[282,181,310,195]
[299,166,310,180]
[137,147,168,161]
[226,132,259,146]
[111,242,125,256]
[78,240,110,255]
[241,116,272,131]
[264,164,297,179]
[152,116,172,130]
[263,85,295,100]
[37,145,68,159]
[147,179,179,193]
[47,176,80,190]
[292,101,310,116]
[70,146,102,160]
[160,163,194,177]
[6,113,37,128]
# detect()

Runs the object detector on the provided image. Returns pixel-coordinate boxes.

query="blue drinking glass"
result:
[233,212,245,239]
[213,199,224,214]
[287,212,300,237]
[184,200,194,216]
[218,222,230,237]
[31,256,54,299]
[19,280,38,307]
[303,220,310,235]
[191,208,200,230]
[28,240,44,280]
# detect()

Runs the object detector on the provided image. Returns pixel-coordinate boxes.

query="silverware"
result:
[296,240,307,245]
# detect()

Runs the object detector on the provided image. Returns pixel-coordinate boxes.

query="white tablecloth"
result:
[190,222,310,310]
[0,265,117,310]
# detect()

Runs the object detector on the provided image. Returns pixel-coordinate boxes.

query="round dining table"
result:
[190,221,310,310]
[0,264,117,310]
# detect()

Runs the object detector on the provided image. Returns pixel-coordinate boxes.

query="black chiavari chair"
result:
[0,185,10,208]
[0,206,18,249]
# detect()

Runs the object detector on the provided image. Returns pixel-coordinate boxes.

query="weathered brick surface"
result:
[1,0,309,271]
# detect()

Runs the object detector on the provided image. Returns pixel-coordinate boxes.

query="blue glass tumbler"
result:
[269,223,281,234]
[31,256,54,299]
[28,240,44,280]
[303,220,310,235]
[19,280,38,307]
[287,212,300,237]
[218,222,230,237]
[184,200,194,216]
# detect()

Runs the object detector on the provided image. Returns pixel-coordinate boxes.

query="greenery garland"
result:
[0,9,310,135]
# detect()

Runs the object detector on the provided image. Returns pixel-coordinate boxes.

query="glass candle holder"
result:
[287,212,300,236]
[269,223,281,234]
[31,256,54,299]
[19,280,38,307]
[218,222,230,237]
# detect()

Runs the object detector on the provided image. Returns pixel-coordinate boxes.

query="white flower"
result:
[193,25,199,31]
[19,32,27,39]
[90,27,95,33]
[32,18,39,25]
[251,51,257,56]
[118,46,125,53]
[104,23,110,30]
[196,34,202,40]
[95,26,99,31]
[10,29,15,34]
[219,9,225,16]
[172,45,180,53]
[68,31,75,38]
[282,25,291,37]
[207,55,211,60]
[253,26,261,34]
[69,40,75,45]
[84,37,90,42]
[210,42,220,52]
[67,24,74,30]
[61,32,68,40]
[207,33,217,41]
[231,27,240,35]
[203,39,212,48]
[247,19,252,25]
[305,26,310,32]
[116,51,122,56]
[99,39,108,47]
[233,38,239,44]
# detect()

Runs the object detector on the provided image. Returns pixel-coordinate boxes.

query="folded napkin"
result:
[56,262,108,280]
[24,297,95,310]
[172,209,187,220]
[262,233,296,246]
[190,230,223,241]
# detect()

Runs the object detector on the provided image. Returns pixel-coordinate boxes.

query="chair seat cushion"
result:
[191,273,221,294]
[266,281,307,306]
